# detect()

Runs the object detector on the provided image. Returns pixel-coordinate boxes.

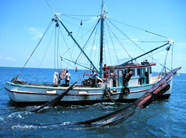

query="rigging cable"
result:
[61,22,98,57]
[62,14,98,21]
[73,22,87,81]
[45,0,55,14]
[70,20,84,64]
[104,34,112,65]
[156,48,170,81]
[58,14,99,35]
[105,20,133,59]
[109,18,169,39]
[62,14,97,17]
[107,18,173,71]
[137,40,168,43]
[57,26,60,70]
[54,23,57,70]
[106,22,120,64]
[171,43,174,69]
[107,19,145,54]
[75,18,101,63]
[28,27,56,83]
[59,22,85,80]
[140,48,171,71]
[15,20,53,79]
[59,26,74,61]
[88,21,99,68]
[59,20,84,80]
[54,22,60,70]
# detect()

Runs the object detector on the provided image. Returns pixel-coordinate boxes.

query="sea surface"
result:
[0,67,185,138]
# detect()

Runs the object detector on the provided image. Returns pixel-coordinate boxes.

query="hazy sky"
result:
[0,0,185,73]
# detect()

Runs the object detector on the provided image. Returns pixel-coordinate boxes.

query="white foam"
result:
[12,124,38,130]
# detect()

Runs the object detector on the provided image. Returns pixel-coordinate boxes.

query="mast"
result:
[99,1,105,78]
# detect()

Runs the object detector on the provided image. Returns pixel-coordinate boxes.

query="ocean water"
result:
[0,67,185,138]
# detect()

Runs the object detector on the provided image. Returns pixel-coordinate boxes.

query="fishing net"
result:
[76,103,137,126]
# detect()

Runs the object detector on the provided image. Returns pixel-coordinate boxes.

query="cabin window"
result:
[142,68,146,75]
[118,70,123,86]
[119,70,122,75]
[137,68,140,76]
[131,69,135,76]
[122,69,135,76]
[138,68,146,76]
[142,67,147,73]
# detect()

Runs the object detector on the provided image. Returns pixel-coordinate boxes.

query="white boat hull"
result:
[5,78,172,105]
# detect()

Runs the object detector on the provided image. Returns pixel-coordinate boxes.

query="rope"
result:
[171,43,174,69]
[70,20,84,62]
[105,35,112,65]
[156,50,169,81]
[137,108,141,122]
[62,14,98,17]
[28,27,55,83]
[45,0,55,14]
[136,41,168,43]
[62,14,98,22]
[75,18,100,63]
[57,27,60,70]
[54,25,57,70]
[109,18,169,39]
[15,21,53,79]
[61,23,97,57]
[59,27,74,61]
[107,18,173,72]
[89,21,99,61]
[106,23,120,64]
[106,19,172,70]
[138,48,171,71]
[74,65,82,82]
[107,19,145,54]
[105,20,132,59]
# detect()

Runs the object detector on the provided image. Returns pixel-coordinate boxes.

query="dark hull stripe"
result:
[9,94,171,106]
[5,87,149,96]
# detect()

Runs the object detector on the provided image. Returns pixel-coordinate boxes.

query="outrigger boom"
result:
[103,39,173,74]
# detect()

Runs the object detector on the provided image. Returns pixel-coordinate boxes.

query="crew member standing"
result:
[53,72,59,85]
[65,71,71,86]
[85,70,98,87]
[91,71,97,87]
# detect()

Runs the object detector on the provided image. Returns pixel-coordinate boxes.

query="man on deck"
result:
[85,70,98,87]
[91,71,98,87]
[65,71,71,86]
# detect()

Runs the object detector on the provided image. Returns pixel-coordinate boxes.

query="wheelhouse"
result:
[103,60,156,87]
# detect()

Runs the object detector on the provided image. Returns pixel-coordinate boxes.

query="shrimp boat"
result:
[5,1,180,105]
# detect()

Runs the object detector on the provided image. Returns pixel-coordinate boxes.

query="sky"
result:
[0,0,186,73]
